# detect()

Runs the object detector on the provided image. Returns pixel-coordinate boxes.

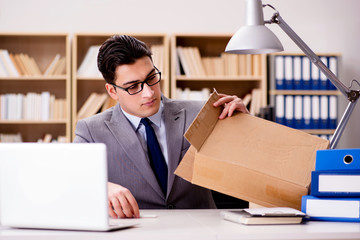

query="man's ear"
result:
[105,83,118,101]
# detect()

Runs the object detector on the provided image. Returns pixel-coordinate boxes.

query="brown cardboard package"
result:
[175,91,329,210]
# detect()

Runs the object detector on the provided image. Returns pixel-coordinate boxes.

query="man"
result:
[74,35,248,218]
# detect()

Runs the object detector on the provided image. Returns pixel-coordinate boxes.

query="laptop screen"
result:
[0,143,112,231]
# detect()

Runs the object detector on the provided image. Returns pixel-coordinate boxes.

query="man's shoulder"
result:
[163,97,205,111]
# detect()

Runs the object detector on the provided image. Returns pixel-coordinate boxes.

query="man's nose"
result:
[141,83,154,97]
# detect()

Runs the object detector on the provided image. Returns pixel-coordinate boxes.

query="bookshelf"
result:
[268,53,341,140]
[0,33,71,142]
[170,34,267,114]
[72,33,170,139]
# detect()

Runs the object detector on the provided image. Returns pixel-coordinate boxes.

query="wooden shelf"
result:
[171,34,267,114]
[176,75,263,81]
[268,53,341,138]
[269,90,341,96]
[0,33,71,142]
[0,120,67,124]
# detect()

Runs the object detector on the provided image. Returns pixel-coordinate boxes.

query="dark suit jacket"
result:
[73,96,216,209]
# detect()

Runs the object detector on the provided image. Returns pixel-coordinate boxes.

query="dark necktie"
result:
[141,118,168,195]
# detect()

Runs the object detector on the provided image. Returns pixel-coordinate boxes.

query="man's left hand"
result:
[213,93,249,120]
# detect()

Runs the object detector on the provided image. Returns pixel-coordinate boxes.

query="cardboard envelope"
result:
[175,91,329,210]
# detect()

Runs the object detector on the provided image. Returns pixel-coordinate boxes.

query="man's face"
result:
[105,56,161,118]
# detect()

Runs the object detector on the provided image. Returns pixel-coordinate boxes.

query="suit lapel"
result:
[163,98,186,198]
[105,104,164,198]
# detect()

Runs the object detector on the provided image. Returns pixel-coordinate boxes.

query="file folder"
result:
[311,96,320,129]
[311,62,320,90]
[275,56,285,90]
[319,57,328,90]
[316,148,360,171]
[302,195,360,222]
[302,57,311,90]
[293,56,302,90]
[303,96,311,129]
[320,96,329,129]
[284,56,293,90]
[311,170,360,197]
[275,95,285,125]
[328,56,338,90]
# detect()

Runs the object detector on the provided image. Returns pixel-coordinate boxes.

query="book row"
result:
[302,149,360,222]
[274,55,338,91]
[175,88,211,101]
[0,92,67,121]
[0,49,66,77]
[77,92,116,120]
[77,45,165,78]
[176,46,262,77]
[275,95,337,130]
[0,132,66,143]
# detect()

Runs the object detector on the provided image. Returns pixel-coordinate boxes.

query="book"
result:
[77,45,102,77]
[302,195,360,222]
[311,170,360,197]
[101,97,117,112]
[221,207,305,225]
[0,49,19,77]
[176,46,192,77]
[316,148,360,171]
[77,93,108,120]
[43,54,61,75]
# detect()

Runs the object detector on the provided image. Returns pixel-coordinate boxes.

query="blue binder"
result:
[311,62,320,90]
[302,57,311,90]
[293,56,302,90]
[316,148,360,171]
[311,96,320,129]
[328,56,338,90]
[284,56,293,90]
[302,195,360,222]
[311,170,360,197]
[275,56,285,90]
[319,57,329,90]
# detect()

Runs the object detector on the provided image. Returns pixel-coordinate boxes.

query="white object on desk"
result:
[0,143,135,231]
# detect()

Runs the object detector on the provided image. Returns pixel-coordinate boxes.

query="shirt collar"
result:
[121,100,163,130]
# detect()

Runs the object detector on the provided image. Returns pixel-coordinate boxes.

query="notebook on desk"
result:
[0,143,135,231]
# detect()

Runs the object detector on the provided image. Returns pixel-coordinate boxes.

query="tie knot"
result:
[141,118,151,128]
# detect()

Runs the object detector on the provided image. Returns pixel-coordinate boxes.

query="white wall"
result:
[0,0,359,148]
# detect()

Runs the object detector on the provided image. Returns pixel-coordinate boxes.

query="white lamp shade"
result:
[225,0,284,54]
[225,25,284,54]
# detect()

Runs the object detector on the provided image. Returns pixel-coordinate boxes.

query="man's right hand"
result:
[107,182,140,218]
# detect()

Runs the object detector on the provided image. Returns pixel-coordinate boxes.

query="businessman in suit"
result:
[74,35,248,218]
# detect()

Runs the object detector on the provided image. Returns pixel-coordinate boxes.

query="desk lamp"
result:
[225,0,360,149]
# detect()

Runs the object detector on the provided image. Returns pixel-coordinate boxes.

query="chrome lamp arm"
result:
[265,5,360,149]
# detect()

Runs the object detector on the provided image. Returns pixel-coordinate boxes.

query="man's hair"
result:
[97,35,152,84]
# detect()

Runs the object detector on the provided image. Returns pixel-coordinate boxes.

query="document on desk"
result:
[221,207,306,225]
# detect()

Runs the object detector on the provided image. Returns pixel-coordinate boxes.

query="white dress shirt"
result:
[121,101,169,166]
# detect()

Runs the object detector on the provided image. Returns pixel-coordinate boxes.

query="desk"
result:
[1,209,360,240]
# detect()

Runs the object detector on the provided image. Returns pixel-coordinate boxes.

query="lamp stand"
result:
[265,5,360,149]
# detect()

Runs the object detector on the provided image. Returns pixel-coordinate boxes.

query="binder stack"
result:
[301,149,360,222]
[272,54,340,140]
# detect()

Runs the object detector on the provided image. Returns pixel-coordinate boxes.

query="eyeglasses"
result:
[110,67,161,95]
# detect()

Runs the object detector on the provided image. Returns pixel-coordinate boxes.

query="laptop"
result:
[0,143,135,231]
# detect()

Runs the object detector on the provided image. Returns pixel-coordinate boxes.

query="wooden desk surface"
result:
[1,209,360,240]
